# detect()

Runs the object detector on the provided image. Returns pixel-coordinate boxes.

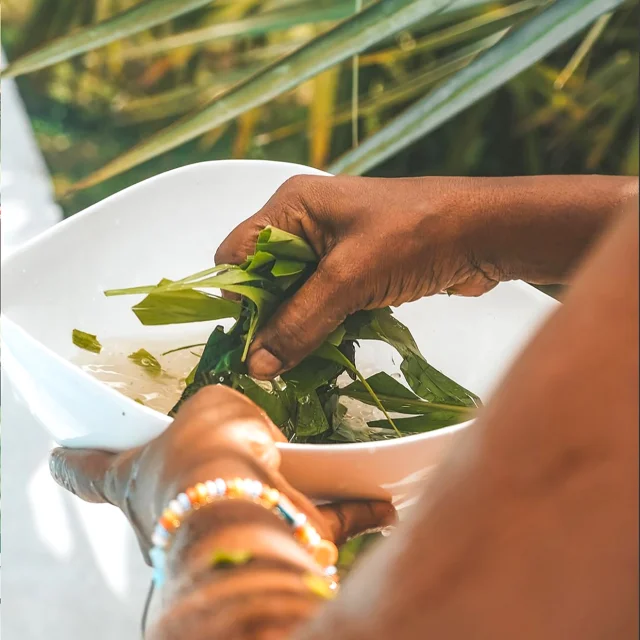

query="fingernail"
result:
[248,348,283,379]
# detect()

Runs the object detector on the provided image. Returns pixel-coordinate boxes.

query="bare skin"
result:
[51,177,638,640]
[215,175,637,379]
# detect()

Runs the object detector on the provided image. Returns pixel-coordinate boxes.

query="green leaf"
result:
[314,343,400,433]
[327,325,346,346]
[329,0,625,175]
[294,390,331,437]
[244,251,276,272]
[369,412,468,432]
[340,372,475,416]
[122,0,358,60]
[235,376,291,427]
[346,309,480,407]
[271,259,307,277]
[72,329,102,354]
[257,226,317,263]
[128,348,162,377]
[127,283,241,326]
[2,0,217,78]
[211,549,253,568]
[400,353,480,407]
[282,356,344,394]
[195,326,240,379]
[67,0,453,191]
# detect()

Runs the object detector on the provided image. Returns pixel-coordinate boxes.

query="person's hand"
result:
[49,385,395,561]
[216,175,500,380]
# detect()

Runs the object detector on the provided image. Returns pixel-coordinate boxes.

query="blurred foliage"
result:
[2,0,637,218]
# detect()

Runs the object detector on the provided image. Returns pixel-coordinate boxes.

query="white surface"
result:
[1,47,151,639]
[1,159,559,508]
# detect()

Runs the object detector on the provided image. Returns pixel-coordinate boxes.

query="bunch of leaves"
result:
[105,226,479,443]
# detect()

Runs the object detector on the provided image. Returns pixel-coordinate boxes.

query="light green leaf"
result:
[271,259,306,277]
[121,0,358,60]
[256,226,317,262]
[72,329,102,354]
[68,0,452,191]
[128,349,162,377]
[329,0,625,175]
[126,283,241,326]
[2,0,217,78]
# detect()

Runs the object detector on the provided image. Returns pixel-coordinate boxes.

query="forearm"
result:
[148,457,326,640]
[459,174,638,284]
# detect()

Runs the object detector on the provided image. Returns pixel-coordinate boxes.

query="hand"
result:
[216,175,500,379]
[49,385,395,560]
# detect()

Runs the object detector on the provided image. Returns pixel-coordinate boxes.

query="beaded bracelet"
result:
[149,478,340,593]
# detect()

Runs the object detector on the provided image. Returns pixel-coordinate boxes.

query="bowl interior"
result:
[2,160,558,456]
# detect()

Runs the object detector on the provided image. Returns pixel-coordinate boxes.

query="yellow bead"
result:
[312,540,339,568]
[227,477,244,498]
[261,487,280,507]
[195,483,209,503]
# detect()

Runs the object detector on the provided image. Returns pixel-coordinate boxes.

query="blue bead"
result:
[177,493,192,511]
[274,502,296,525]
[150,547,166,570]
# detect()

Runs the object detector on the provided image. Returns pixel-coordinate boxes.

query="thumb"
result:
[319,501,397,546]
[246,257,357,379]
[49,448,116,504]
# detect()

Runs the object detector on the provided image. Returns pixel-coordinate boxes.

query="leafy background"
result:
[2,0,638,566]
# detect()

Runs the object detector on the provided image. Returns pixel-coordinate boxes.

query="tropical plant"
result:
[2,0,636,220]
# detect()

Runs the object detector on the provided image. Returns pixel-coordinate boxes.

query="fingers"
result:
[246,256,358,379]
[318,501,397,546]
[49,448,119,504]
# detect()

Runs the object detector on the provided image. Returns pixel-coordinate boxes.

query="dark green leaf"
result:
[72,329,102,354]
[369,412,468,432]
[340,372,476,416]
[294,390,331,437]
[195,326,240,378]
[400,354,480,407]
[235,376,291,427]
[282,356,344,394]
[347,309,480,407]
[128,348,162,377]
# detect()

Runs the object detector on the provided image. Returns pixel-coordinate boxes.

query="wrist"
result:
[456,175,637,284]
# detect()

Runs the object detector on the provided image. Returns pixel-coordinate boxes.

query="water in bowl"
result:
[75,339,388,432]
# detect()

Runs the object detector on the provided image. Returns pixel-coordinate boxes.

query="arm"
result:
[215,174,638,379]
[458,174,638,284]
[296,200,639,639]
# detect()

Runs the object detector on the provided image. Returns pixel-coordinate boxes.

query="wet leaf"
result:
[72,329,102,354]
[128,348,162,377]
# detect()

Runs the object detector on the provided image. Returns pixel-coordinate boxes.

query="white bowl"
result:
[1,160,558,506]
